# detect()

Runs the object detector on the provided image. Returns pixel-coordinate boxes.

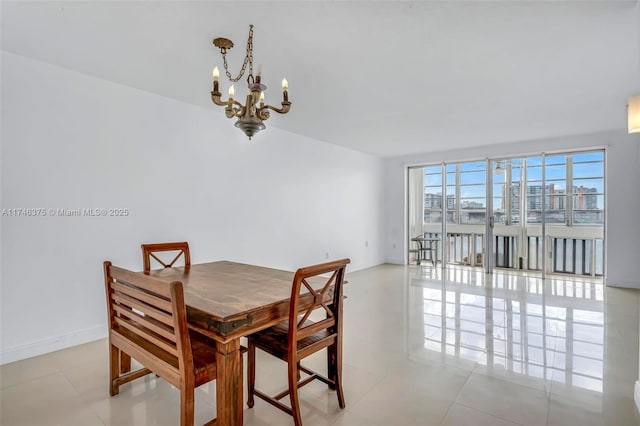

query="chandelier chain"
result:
[221,25,254,83]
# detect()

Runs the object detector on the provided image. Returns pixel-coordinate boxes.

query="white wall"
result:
[0,52,386,364]
[383,130,640,289]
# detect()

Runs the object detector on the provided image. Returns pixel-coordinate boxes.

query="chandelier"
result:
[211,25,291,140]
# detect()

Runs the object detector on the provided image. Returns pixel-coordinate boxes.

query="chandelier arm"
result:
[225,101,245,118]
[225,105,244,119]
[257,109,270,121]
[264,102,292,115]
[212,93,245,118]
[211,92,229,107]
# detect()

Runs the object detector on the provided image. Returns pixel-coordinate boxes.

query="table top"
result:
[147,260,325,340]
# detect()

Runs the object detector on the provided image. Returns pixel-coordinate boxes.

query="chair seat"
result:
[249,321,332,362]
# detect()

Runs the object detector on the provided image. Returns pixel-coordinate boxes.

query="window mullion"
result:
[456,164,461,224]
[567,156,573,227]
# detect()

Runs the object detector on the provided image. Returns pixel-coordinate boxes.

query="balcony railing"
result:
[412,231,604,277]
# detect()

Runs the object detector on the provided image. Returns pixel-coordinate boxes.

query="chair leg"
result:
[326,348,336,390]
[328,342,345,408]
[288,359,303,426]
[334,354,345,409]
[247,343,255,408]
[180,386,195,426]
[109,344,120,396]
[120,351,131,374]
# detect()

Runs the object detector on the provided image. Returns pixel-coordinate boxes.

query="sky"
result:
[421,151,605,208]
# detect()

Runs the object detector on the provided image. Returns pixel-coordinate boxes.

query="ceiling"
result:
[2,1,639,158]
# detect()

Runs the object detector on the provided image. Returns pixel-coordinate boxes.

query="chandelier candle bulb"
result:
[213,67,220,91]
[228,85,235,99]
[257,64,262,77]
[282,78,289,102]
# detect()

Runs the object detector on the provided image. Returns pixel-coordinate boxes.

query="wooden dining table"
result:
[146,260,327,426]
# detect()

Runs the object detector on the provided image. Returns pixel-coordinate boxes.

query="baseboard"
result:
[0,325,107,365]
[385,258,405,265]
[635,381,640,414]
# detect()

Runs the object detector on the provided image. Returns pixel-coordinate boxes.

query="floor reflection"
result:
[2,263,638,425]
[408,267,606,392]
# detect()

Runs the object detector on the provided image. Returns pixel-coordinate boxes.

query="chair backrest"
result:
[141,242,191,273]
[103,261,193,387]
[288,259,350,357]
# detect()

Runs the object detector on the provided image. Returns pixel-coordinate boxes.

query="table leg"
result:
[431,240,437,266]
[215,339,243,426]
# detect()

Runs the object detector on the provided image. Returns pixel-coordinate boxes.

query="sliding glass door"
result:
[489,158,524,272]
[448,162,487,269]
[408,150,605,279]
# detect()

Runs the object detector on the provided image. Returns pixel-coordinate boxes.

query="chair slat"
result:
[112,291,174,327]
[114,316,179,357]
[297,318,335,340]
[111,280,172,312]
[141,242,191,273]
[297,274,336,326]
[112,304,176,342]
[110,265,172,297]
[110,330,181,386]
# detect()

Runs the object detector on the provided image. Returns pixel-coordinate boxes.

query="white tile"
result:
[0,352,58,389]
[330,410,384,426]
[348,380,453,425]
[455,373,549,426]
[442,403,520,426]
[548,389,640,426]
[472,361,552,393]
[0,371,104,426]
[2,265,638,426]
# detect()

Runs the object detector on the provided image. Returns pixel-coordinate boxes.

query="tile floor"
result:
[2,264,640,425]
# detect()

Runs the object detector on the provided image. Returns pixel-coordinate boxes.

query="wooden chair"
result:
[103,261,217,426]
[134,242,191,368]
[142,241,191,273]
[246,258,350,426]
